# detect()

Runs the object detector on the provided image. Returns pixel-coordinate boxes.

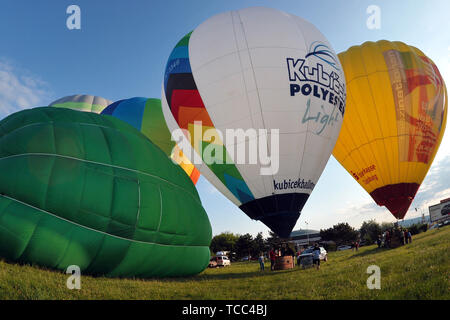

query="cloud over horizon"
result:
[0,58,52,120]
[340,154,450,228]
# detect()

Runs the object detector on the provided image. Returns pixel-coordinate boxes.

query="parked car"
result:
[299,247,328,262]
[209,255,231,267]
[441,204,450,216]
[337,245,352,251]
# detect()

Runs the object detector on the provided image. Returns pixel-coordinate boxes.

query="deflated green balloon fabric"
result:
[0,107,212,278]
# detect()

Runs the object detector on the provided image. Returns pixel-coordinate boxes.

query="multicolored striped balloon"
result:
[101,97,200,185]
[161,7,345,237]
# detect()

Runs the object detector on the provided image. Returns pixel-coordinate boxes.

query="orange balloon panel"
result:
[171,145,200,185]
[333,40,447,219]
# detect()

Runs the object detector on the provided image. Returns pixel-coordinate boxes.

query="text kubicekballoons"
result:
[101,97,200,184]
[334,40,448,219]
[161,7,346,237]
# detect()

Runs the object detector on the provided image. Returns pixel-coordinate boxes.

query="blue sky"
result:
[1,0,449,236]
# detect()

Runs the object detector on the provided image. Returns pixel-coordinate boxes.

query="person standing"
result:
[407,230,412,243]
[399,228,405,245]
[280,243,288,257]
[269,248,276,271]
[258,252,265,271]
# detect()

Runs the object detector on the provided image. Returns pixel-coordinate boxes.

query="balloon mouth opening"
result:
[239,193,309,238]
[370,183,420,219]
[258,212,302,238]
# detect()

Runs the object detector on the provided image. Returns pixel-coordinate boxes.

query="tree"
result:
[407,223,428,235]
[210,232,239,254]
[251,232,268,257]
[360,220,382,244]
[320,223,359,246]
[266,230,284,249]
[234,233,254,259]
[380,222,395,233]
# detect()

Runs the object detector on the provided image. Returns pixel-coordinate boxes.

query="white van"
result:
[216,255,231,267]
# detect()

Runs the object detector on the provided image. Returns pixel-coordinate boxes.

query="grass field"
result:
[0,226,448,300]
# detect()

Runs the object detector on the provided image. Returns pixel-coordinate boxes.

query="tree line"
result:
[210,231,285,260]
[319,220,427,249]
[210,220,428,257]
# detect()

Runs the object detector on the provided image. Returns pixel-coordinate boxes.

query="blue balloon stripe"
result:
[164,58,192,90]
[168,46,189,61]
[101,100,123,115]
[224,173,255,203]
[111,98,147,130]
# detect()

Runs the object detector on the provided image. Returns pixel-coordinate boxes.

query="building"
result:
[289,229,321,247]
[429,198,450,223]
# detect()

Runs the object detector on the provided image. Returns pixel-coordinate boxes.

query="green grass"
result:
[0,227,448,300]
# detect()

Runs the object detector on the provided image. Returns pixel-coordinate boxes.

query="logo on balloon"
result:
[306,41,341,71]
[351,164,379,185]
[287,42,346,117]
[273,178,315,191]
[301,99,341,135]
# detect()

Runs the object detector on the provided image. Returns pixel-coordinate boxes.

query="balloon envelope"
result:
[0,107,211,277]
[50,94,112,113]
[101,97,200,184]
[162,7,346,237]
[333,40,447,219]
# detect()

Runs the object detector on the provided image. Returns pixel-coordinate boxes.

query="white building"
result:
[289,229,321,247]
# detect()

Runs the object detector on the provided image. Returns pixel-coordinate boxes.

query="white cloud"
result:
[0,58,51,120]
[336,155,450,228]
[409,155,450,216]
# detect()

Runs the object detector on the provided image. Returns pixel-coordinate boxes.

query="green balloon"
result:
[0,107,212,277]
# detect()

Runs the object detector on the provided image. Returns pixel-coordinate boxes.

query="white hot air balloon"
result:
[162,7,346,237]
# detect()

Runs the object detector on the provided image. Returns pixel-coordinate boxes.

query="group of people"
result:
[256,247,277,271]
[377,227,412,248]
[258,243,322,271]
[256,247,276,271]
[257,243,297,271]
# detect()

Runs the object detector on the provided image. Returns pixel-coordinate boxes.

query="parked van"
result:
[209,255,231,267]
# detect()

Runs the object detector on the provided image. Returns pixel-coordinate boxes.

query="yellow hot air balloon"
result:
[333,40,447,219]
